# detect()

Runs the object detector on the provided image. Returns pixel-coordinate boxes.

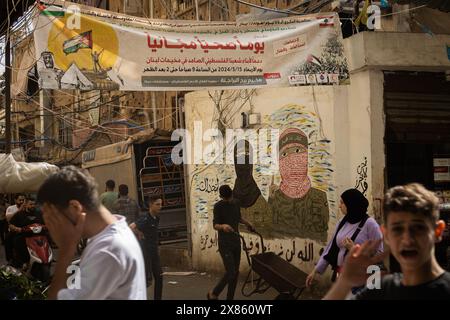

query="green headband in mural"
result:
[279,129,308,151]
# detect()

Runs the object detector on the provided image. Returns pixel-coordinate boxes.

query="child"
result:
[324,183,450,299]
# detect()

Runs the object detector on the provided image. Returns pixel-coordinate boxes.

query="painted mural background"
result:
[186,88,340,273]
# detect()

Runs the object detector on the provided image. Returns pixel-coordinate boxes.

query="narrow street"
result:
[0,243,322,300]
[1,0,450,302]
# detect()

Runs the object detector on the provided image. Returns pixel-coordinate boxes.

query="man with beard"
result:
[4,194,26,262]
[232,140,272,238]
[9,197,45,268]
[268,128,329,242]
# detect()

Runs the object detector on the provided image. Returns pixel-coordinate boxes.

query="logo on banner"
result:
[264,73,281,79]
[288,74,307,85]
[317,16,334,28]
[316,73,328,84]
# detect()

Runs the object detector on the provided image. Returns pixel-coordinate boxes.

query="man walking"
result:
[207,185,254,300]
[100,179,118,212]
[113,184,141,223]
[130,196,163,300]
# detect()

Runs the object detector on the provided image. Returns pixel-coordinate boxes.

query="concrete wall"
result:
[184,85,369,281]
[346,70,385,223]
[344,32,450,72]
[343,32,450,222]
[183,31,450,278]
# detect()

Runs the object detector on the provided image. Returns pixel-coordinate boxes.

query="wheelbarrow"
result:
[238,231,308,300]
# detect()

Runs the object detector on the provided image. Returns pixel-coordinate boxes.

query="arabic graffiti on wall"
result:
[200,233,218,251]
[198,177,220,194]
[199,231,320,265]
[355,156,368,196]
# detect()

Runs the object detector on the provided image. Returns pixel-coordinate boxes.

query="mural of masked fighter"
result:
[268,128,329,243]
[232,140,272,238]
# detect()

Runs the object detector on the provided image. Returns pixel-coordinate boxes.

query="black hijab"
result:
[340,189,369,224]
[323,189,369,269]
[232,140,261,208]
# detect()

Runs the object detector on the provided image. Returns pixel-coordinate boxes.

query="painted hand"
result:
[339,239,387,288]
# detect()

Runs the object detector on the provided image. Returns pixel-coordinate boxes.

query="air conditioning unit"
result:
[241,112,261,128]
[248,113,261,125]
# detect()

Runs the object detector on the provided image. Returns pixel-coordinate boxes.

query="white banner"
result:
[34,6,350,91]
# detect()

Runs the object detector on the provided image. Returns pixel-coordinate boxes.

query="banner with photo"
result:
[33,5,350,91]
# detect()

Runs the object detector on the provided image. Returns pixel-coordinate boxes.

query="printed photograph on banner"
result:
[306,74,317,84]
[328,73,339,84]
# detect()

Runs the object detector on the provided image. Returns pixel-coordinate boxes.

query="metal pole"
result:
[178,95,193,261]
[151,92,157,129]
[5,35,11,154]
[149,1,157,129]
[150,0,154,19]
[195,0,200,21]
[208,0,211,21]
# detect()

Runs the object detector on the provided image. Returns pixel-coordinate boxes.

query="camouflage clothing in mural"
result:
[269,187,329,243]
[268,127,329,243]
[239,194,273,238]
[233,140,274,238]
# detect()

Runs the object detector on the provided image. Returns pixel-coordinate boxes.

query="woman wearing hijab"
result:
[306,189,383,290]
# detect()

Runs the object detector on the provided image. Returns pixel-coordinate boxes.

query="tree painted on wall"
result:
[295,32,349,83]
[208,89,256,138]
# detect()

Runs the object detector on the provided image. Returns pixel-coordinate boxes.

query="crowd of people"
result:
[1,169,162,300]
[1,165,449,300]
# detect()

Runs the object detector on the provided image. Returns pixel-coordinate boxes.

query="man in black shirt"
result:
[207,185,254,300]
[130,196,163,300]
[324,183,450,299]
[9,197,45,267]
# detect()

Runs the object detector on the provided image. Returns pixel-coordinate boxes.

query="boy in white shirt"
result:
[37,166,147,300]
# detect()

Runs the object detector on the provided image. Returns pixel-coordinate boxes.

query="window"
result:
[58,117,73,147]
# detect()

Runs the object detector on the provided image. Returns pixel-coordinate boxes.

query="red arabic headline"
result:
[147,34,265,54]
